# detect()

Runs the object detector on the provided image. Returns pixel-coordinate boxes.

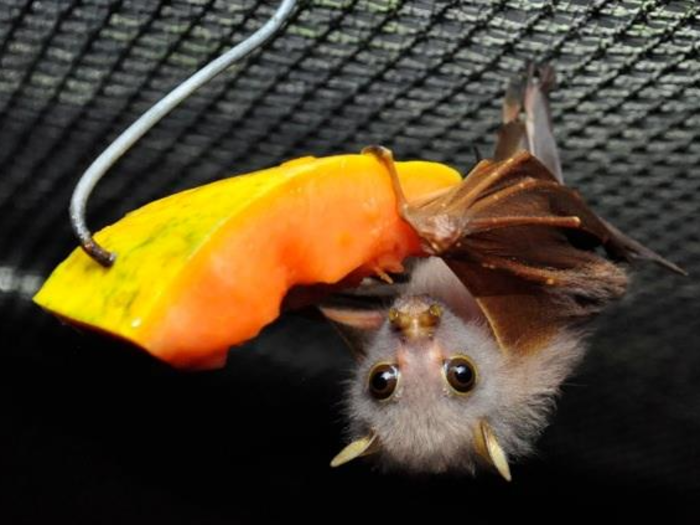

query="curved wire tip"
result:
[81,240,116,268]
[69,0,298,268]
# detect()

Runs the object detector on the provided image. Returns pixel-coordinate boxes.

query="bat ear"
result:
[330,433,380,468]
[319,306,385,359]
[319,306,385,330]
[474,421,512,482]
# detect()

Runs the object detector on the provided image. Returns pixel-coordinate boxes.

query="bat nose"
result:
[389,301,443,341]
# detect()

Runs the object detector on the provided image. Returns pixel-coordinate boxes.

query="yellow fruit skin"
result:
[33,154,461,369]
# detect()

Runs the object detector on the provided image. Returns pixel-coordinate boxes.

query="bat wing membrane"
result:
[399,151,681,355]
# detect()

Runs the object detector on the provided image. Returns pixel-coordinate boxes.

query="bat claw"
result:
[361,144,392,161]
[362,145,410,218]
[372,266,394,284]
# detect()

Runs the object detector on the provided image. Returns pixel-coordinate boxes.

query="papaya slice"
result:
[34,154,461,369]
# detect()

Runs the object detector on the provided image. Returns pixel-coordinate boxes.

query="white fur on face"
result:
[344,258,586,474]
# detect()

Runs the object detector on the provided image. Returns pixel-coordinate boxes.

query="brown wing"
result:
[360,61,683,356]
[400,151,682,355]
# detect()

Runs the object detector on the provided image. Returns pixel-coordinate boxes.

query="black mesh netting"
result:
[0,1,698,522]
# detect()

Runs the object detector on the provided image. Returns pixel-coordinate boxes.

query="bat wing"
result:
[387,64,682,355]
[397,151,683,355]
[321,65,683,357]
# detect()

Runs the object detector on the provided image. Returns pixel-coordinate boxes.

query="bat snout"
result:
[389,295,443,341]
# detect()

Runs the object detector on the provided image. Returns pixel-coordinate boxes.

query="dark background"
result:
[1,0,698,522]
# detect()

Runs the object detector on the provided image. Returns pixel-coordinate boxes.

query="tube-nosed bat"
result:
[322,65,684,478]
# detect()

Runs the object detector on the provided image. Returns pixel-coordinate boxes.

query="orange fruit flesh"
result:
[34,154,462,369]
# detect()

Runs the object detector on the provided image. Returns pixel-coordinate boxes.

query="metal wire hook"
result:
[70,0,299,267]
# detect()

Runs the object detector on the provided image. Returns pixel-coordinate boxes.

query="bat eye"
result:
[444,356,477,394]
[368,363,400,401]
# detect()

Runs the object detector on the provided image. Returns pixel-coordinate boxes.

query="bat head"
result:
[331,259,585,477]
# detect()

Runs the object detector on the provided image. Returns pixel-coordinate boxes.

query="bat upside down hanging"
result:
[33,65,684,478]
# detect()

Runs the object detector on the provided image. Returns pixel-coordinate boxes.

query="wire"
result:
[69,0,298,267]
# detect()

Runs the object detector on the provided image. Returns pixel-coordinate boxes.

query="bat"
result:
[320,65,684,478]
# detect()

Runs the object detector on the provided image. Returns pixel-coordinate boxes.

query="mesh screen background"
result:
[1,1,698,522]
